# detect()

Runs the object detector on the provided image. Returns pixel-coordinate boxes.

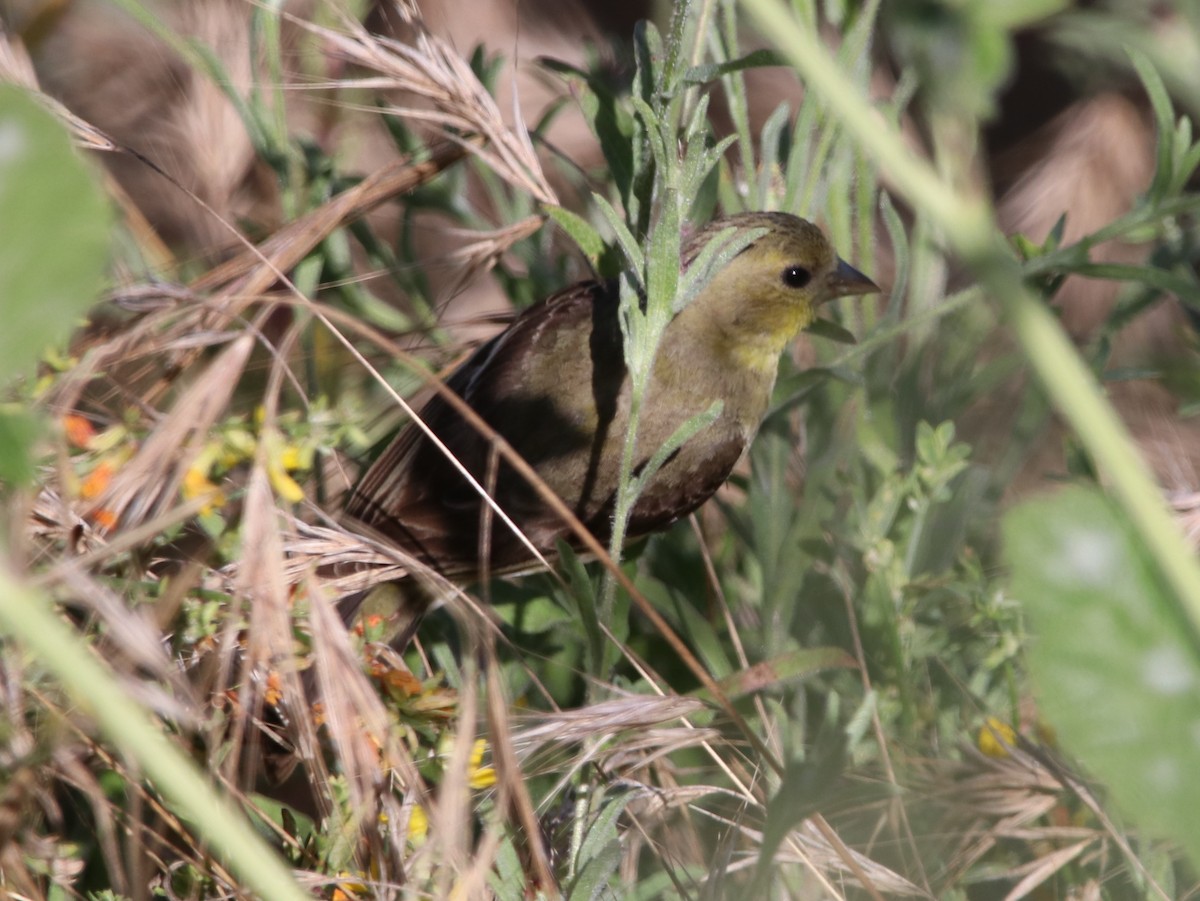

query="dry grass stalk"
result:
[684,803,928,897]
[434,214,547,303]
[919,745,1069,886]
[86,333,254,532]
[191,137,476,298]
[0,22,117,154]
[904,741,1174,899]
[292,5,558,206]
[304,575,426,881]
[275,517,416,593]
[512,695,710,756]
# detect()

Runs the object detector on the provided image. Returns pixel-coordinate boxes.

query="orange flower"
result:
[263,671,283,706]
[63,414,96,448]
[92,508,118,530]
[80,459,115,499]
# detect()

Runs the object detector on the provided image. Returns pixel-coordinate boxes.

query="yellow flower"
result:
[183,462,226,515]
[262,429,306,503]
[279,444,304,471]
[407,804,428,843]
[331,872,368,900]
[978,716,1017,758]
[468,738,496,790]
[267,460,305,503]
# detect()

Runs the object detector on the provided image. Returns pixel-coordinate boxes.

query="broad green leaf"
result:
[0,86,110,384]
[1004,485,1200,863]
[0,407,40,485]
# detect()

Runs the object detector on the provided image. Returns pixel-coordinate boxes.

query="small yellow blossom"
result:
[978,716,1017,759]
[407,804,428,843]
[279,444,303,471]
[468,739,496,790]
[267,460,305,502]
[182,462,226,515]
[262,429,306,502]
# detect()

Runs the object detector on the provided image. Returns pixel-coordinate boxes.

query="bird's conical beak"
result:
[827,258,879,298]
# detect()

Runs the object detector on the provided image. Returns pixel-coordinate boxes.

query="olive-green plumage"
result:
[343,212,876,579]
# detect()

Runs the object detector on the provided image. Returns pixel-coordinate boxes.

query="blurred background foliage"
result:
[3,0,1200,897]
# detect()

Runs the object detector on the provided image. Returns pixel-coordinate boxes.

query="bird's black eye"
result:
[782,265,812,289]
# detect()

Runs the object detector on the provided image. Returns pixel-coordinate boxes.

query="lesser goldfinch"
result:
[342,212,876,629]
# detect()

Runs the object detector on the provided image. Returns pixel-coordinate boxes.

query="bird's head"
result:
[683,212,878,366]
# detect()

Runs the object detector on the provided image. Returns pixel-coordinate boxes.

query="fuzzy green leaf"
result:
[547,205,606,272]
[0,86,110,384]
[0,407,40,486]
[682,48,787,84]
[1004,486,1200,864]
[1128,48,1175,205]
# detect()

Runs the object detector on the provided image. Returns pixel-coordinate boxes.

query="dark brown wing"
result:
[342,279,618,575]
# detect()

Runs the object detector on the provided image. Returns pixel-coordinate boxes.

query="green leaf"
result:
[638,577,734,679]
[0,407,40,486]
[1004,485,1200,864]
[547,205,605,272]
[682,48,787,84]
[1066,262,1200,304]
[489,833,527,901]
[751,734,846,896]
[592,194,644,277]
[1128,48,1175,205]
[539,59,636,204]
[987,0,1070,29]
[0,86,110,385]
[567,791,633,900]
[631,400,723,497]
[884,1,1013,119]
[677,224,765,312]
[807,317,857,345]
